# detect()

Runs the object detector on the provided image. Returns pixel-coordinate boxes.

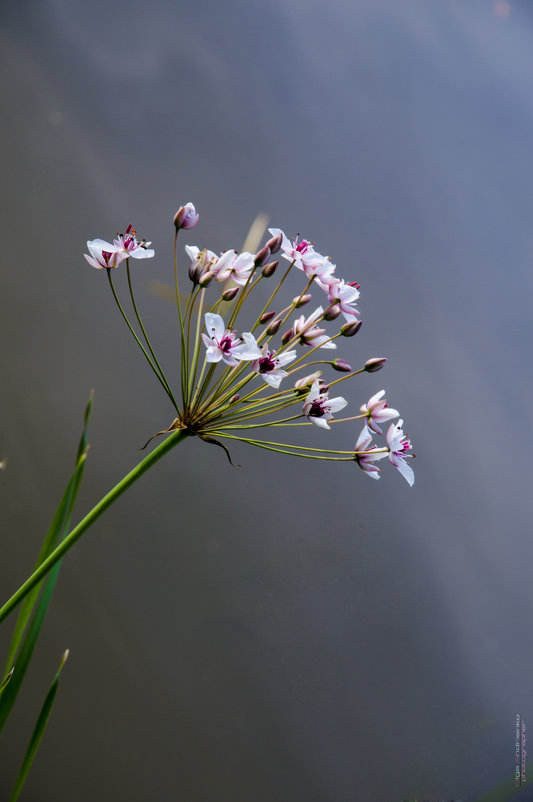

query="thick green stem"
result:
[0,429,191,625]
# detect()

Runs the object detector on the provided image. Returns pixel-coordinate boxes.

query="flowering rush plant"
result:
[0,202,414,795]
[82,204,414,480]
[1,201,416,631]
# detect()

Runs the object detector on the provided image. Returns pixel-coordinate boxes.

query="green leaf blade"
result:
[8,650,69,802]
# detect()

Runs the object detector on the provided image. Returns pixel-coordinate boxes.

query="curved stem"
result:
[125,261,179,409]
[106,270,179,411]
[0,429,191,625]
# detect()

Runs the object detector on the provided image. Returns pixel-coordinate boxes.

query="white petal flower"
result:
[354,426,388,479]
[386,419,415,486]
[214,250,255,285]
[293,307,337,350]
[268,228,333,279]
[201,314,261,366]
[302,380,347,429]
[113,225,154,259]
[84,239,125,269]
[360,389,399,435]
[324,277,360,322]
[252,347,297,388]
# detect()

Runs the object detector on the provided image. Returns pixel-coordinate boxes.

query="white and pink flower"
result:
[354,426,388,480]
[84,240,125,270]
[213,250,255,285]
[268,228,334,280]
[386,419,415,486]
[113,225,155,259]
[317,277,360,322]
[302,380,347,429]
[201,313,261,367]
[293,307,336,350]
[85,225,154,268]
[252,346,297,388]
[360,390,399,435]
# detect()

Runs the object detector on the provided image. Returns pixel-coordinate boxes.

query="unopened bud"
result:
[173,202,199,231]
[254,245,271,267]
[331,358,352,373]
[364,357,387,373]
[281,328,294,345]
[229,394,240,404]
[199,269,216,287]
[340,320,362,337]
[293,293,312,308]
[266,233,283,254]
[222,286,239,301]
[260,310,276,324]
[266,318,282,336]
[323,303,341,321]
[261,260,278,277]
[294,371,324,393]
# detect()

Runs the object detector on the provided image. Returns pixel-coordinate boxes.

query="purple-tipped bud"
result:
[199,269,216,287]
[260,310,277,324]
[323,303,341,321]
[364,357,387,373]
[331,358,352,373]
[222,286,239,301]
[266,318,282,336]
[261,260,278,277]
[340,320,362,337]
[254,245,271,267]
[294,371,325,394]
[229,394,240,404]
[266,233,283,254]
[173,202,199,231]
[281,328,294,345]
[293,293,312,308]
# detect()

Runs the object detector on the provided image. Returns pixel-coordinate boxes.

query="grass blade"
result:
[8,650,69,802]
[0,393,92,730]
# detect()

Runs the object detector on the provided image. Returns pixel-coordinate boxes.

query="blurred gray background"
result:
[1,1,532,800]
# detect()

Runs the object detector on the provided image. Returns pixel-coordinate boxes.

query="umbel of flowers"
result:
[84,204,414,485]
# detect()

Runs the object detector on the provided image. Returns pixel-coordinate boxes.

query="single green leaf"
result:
[8,650,69,802]
[0,393,92,730]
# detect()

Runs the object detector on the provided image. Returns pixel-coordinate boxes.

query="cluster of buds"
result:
[84,203,414,485]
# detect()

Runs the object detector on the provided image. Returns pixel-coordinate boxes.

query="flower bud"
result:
[266,318,282,336]
[199,269,216,287]
[229,394,240,404]
[222,286,239,301]
[293,293,312,308]
[266,233,283,254]
[294,371,324,394]
[261,260,278,277]
[331,358,352,372]
[254,245,271,267]
[173,202,199,231]
[364,357,387,373]
[281,328,294,345]
[323,303,341,321]
[260,311,276,324]
[340,320,362,337]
